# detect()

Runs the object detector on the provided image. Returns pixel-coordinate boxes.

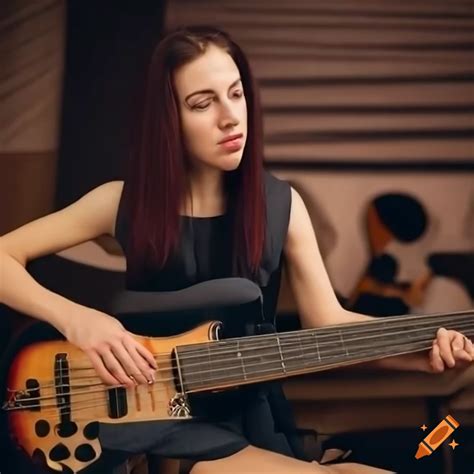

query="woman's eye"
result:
[194,102,211,110]
[193,91,243,110]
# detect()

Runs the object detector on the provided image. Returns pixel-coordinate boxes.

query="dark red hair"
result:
[124,26,266,287]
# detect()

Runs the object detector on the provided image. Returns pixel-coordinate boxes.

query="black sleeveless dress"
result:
[98,171,306,463]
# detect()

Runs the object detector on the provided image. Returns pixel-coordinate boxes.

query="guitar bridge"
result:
[2,391,20,410]
[3,379,41,411]
[168,393,191,418]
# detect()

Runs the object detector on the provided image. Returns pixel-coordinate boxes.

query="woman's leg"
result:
[190,446,393,474]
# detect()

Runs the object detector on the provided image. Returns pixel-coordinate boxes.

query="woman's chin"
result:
[218,153,242,171]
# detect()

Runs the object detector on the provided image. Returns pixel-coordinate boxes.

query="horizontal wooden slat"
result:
[228,27,474,46]
[264,139,474,162]
[248,46,473,61]
[264,112,474,134]
[261,83,473,107]
[252,59,474,80]
[173,0,473,16]
[166,10,474,30]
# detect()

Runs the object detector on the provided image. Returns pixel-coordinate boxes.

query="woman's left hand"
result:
[429,327,474,373]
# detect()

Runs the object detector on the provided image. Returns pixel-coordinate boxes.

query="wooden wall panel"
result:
[0,0,64,234]
[0,151,57,235]
[166,0,474,166]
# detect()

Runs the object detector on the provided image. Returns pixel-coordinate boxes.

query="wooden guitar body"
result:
[4,321,220,473]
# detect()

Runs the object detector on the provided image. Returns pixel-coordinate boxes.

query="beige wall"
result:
[275,170,473,296]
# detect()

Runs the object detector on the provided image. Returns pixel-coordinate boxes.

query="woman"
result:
[0,26,472,474]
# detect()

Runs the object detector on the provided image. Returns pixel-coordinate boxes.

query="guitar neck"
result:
[177,310,474,393]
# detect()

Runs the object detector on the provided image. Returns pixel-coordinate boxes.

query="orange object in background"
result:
[415,415,459,459]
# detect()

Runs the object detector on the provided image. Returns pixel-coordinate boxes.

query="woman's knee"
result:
[189,447,393,474]
[189,445,316,474]
[323,462,394,474]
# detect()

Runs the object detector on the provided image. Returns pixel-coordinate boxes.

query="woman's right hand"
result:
[63,308,157,387]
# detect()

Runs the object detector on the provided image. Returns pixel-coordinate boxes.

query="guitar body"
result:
[4,321,219,473]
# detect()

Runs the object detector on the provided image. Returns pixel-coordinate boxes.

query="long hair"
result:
[124,25,266,287]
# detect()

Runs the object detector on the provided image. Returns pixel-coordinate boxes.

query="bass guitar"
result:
[3,309,473,473]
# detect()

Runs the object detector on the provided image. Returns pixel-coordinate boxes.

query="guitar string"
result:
[3,336,470,413]
[4,342,438,418]
[136,311,474,360]
[6,318,474,401]
[62,312,474,369]
[59,318,474,388]
[3,342,448,421]
[173,313,474,356]
[19,316,474,386]
[5,320,473,411]
[3,335,440,412]
[173,318,474,363]
[18,312,474,378]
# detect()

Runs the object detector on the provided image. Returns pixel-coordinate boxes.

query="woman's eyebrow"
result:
[185,78,242,102]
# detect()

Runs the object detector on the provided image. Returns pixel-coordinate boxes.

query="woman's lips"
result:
[219,136,244,152]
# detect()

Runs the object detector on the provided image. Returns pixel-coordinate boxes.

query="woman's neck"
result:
[183,167,226,217]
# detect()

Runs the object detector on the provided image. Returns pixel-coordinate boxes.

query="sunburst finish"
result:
[4,321,218,473]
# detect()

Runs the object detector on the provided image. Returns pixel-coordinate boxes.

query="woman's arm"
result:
[0,182,122,331]
[0,181,156,386]
[283,187,474,373]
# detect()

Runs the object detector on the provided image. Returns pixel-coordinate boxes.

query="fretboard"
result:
[176,310,474,393]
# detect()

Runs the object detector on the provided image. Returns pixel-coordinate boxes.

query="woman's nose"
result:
[218,101,239,129]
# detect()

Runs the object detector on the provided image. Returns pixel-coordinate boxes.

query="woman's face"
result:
[174,44,248,172]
